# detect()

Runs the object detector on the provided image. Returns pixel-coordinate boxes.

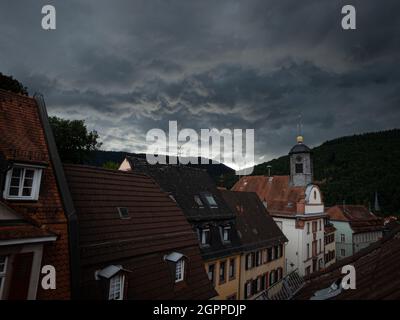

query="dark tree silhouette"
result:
[0,72,28,95]
[49,116,102,164]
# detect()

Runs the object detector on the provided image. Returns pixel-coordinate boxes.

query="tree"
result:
[102,161,120,170]
[49,116,102,164]
[0,72,28,95]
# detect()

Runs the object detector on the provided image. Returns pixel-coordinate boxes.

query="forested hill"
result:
[228,129,400,216]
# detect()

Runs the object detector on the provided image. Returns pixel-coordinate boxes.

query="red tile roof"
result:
[64,164,216,300]
[327,205,383,233]
[0,90,49,164]
[296,225,400,300]
[232,175,306,216]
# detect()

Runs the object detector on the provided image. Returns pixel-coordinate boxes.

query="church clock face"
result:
[296,155,302,162]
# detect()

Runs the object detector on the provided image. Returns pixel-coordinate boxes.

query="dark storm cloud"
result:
[1,0,399,165]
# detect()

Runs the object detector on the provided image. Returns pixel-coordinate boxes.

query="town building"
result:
[324,221,336,268]
[220,190,287,300]
[63,164,216,300]
[232,135,328,276]
[0,89,75,299]
[296,224,400,300]
[326,205,383,260]
[120,157,243,299]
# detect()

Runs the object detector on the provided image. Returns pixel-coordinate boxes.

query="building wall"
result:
[273,218,300,274]
[238,248,285,300]
[353,231,383,253]
[204,254,240,300]
[302,218,325,275]
[275,216,325,276]
[324,232,336,268]
[0,92,72,300]
[331,221,354,260]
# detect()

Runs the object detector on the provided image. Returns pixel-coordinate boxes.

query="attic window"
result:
[221,226,231,242]
[117,207,130,219]
[4,166,43,200]
[164,252,186,283]
[204,194,218,208]
[109,274,125,300]
[194,195,204,207]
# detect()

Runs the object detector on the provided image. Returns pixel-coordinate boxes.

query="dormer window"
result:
[164,252,186,283]
[109,274,125,300]
[4,166,43,200]
[200,228,210,246]
[204,194,218,208]
[221,226,231,242]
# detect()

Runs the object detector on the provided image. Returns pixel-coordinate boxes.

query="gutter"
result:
[34,93,81,300]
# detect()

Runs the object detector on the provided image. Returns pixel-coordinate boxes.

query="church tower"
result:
[289,134,313,187]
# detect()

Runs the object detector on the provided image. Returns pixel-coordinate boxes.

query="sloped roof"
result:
[126,157,243,260]
[0,89,49,164]
[296,225,400,300]
[327,205,383,233]
[232,175,306,216]
[220,190,287,251]
[64,164,216,300]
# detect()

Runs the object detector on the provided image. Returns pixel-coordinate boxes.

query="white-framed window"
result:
[4,166,43,200]
[222,226,230,242]
[201,228,210,246]
[0,256,8,299]
[175,259,185,282]
[108,274,125,300]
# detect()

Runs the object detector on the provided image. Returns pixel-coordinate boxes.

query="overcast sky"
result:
[1,0,399,168]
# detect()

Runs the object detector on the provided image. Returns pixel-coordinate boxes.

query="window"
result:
[267,247,273,261]
[117,207,129,219]
[229,259,235,280]
[221,226,231,242]
[295,163,303,174]
[261,274,266,291]
[307,244,310,259]
[201,228,210,246]
[245,253,252,270]
[269,270,276,285]
[204,194,218,208]
[219,261,226,284]
[256,277,261,292]
[319,239,322,253]
[319,220,321,231]
[256,251,261,266]
[0,256,7,299]
[245,281,251,299]
[314,190,317,200]
[307,222,310,234]
[208,264,215,284]
[341,234,345,243]
[305,266,311,276]
[175,259,185,282]
[109,274,124,300]
[341,249,346,257]
[312,221,317,233]
[194,195,204,207]
[312,241,317,256]
[4,166,43,200]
